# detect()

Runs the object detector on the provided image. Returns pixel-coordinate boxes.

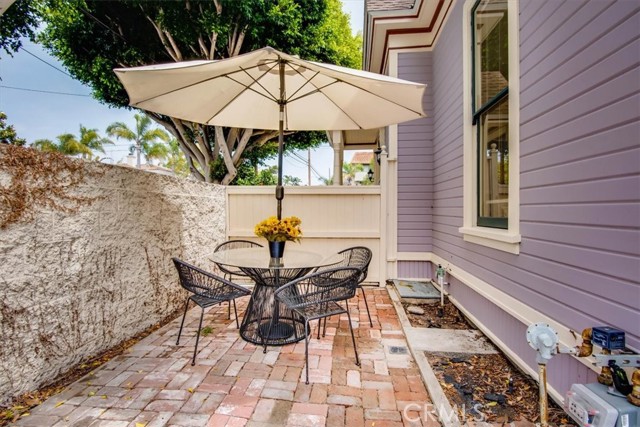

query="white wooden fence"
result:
[226,186,383,284]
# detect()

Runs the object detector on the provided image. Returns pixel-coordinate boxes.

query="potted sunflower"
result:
[254,216,302,258]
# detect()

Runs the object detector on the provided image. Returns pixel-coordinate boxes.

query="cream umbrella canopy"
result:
[114,46,426,218]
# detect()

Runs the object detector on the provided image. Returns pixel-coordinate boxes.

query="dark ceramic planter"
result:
[268,240,286,258]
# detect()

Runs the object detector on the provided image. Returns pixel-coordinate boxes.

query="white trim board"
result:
[395,252,601,380]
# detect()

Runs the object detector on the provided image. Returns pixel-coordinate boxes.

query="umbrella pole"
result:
[276,60,285,220]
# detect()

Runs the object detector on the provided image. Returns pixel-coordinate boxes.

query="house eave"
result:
[364,0,454,74]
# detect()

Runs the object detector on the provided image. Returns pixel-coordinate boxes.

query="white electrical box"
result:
[566,383,638,427]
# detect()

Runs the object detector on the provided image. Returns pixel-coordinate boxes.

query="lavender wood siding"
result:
[397,52,433,255]
[398,260,432,279]
[421,0,639,393]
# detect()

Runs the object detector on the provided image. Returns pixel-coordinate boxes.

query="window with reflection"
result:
[472,0,509,228]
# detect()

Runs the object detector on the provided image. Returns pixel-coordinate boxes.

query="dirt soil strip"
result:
[388,285,462,427]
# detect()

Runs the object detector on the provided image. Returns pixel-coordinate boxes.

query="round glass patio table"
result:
[210,247,343,346]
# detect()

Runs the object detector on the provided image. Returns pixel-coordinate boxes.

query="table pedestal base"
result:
[258,321,294,340]
[239,267,313,346]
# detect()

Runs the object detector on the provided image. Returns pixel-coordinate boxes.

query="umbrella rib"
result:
[203,63,281,124]
[288,76,424,128]
[128,60,280,106]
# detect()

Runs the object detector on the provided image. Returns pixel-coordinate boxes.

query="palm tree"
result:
[342,162,363,185]
[107,114,170,168]
[32,126,112,159]
[163,138,190,177]
[78,125,113,159]
[32,138,60,153]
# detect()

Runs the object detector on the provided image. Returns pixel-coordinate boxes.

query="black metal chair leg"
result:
[322,316,328,337]
[360,286,373,327]
[176,298,190,345]
[192,307,205,366]
[228,300,231,320]
[232,299,240,329]
[345,308,360,366]
[305,320,311,384]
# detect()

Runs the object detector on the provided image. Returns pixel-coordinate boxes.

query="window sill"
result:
[458,226,521,254]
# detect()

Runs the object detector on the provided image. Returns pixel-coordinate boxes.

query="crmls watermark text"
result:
[402,402,487,424]
[402,403,573,426]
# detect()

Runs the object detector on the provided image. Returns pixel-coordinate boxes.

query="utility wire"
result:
[79,7,127,42]
[291,150,323,178]
[0,85,91,97]
[20,47,74,78]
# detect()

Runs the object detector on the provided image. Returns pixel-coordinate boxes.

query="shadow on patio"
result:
[13,289,439,427]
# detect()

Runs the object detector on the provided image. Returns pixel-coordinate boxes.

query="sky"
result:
[0,0,365,185]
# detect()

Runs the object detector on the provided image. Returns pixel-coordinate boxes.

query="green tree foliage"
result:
[283,175,302,186]
[163,138,190,177]
[0,112,27,146]
[35,0,362,184]
[342,161,363,185]
[107,113,170,167]
[0,0,38,55]
[32,125,112,159]
[235,164,278,186]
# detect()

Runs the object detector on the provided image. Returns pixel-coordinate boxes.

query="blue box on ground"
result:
[592,326,625,350]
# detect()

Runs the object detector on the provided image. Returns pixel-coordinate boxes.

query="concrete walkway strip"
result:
[405,328,498,354]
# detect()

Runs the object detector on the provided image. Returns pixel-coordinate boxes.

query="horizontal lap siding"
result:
[397,52,433,253]
[519,0,640,348]
[430,0,637,393]
[432,0,464,262]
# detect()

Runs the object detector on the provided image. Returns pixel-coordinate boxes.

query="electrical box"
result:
[592,326,626,350]
[566,383,639,427]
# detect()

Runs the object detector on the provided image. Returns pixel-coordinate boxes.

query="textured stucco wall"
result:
[0,150,226,402]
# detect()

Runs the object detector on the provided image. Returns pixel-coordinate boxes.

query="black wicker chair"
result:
[213,240,262,318]
[272,266,362,384]
[172,258,251,365]
[337,247,373,326]
[316,246,373,338]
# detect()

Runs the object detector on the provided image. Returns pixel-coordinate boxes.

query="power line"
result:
[20,47,74,78]
[291,151,323,178]
[0,85,91,97]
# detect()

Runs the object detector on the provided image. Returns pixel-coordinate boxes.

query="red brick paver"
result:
[13,289,439,427]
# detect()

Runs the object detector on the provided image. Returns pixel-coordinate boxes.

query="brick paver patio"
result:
[13,288,440,427]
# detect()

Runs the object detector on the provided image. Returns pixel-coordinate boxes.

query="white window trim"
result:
[459,0,521,255]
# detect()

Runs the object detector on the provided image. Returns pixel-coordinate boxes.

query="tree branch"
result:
[171,118,205,166]
[163,29,183,61]
[253,130,280,148]
[232,128,253,164]
[231,26,247,57]
[226,127,238,151]
[215,126,237,185]
[145,15,179,62]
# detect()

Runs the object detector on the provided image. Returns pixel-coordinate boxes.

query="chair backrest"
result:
[275,266,362,309]
[214,240,263,277]
[338,246,372,284]
[173,257,247,300]
[214,240,263,252]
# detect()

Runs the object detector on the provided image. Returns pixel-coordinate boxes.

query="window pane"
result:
[474,0,508,109]
[478,95,508,225]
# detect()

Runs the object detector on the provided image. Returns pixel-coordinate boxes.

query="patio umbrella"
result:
[114,46,426,218]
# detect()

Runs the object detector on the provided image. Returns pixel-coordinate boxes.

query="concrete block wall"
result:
[0,149,226,401]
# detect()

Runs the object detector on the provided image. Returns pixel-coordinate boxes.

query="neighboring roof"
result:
[368,0,416,12]
[480,71,508,102]
[351,151,374,165]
